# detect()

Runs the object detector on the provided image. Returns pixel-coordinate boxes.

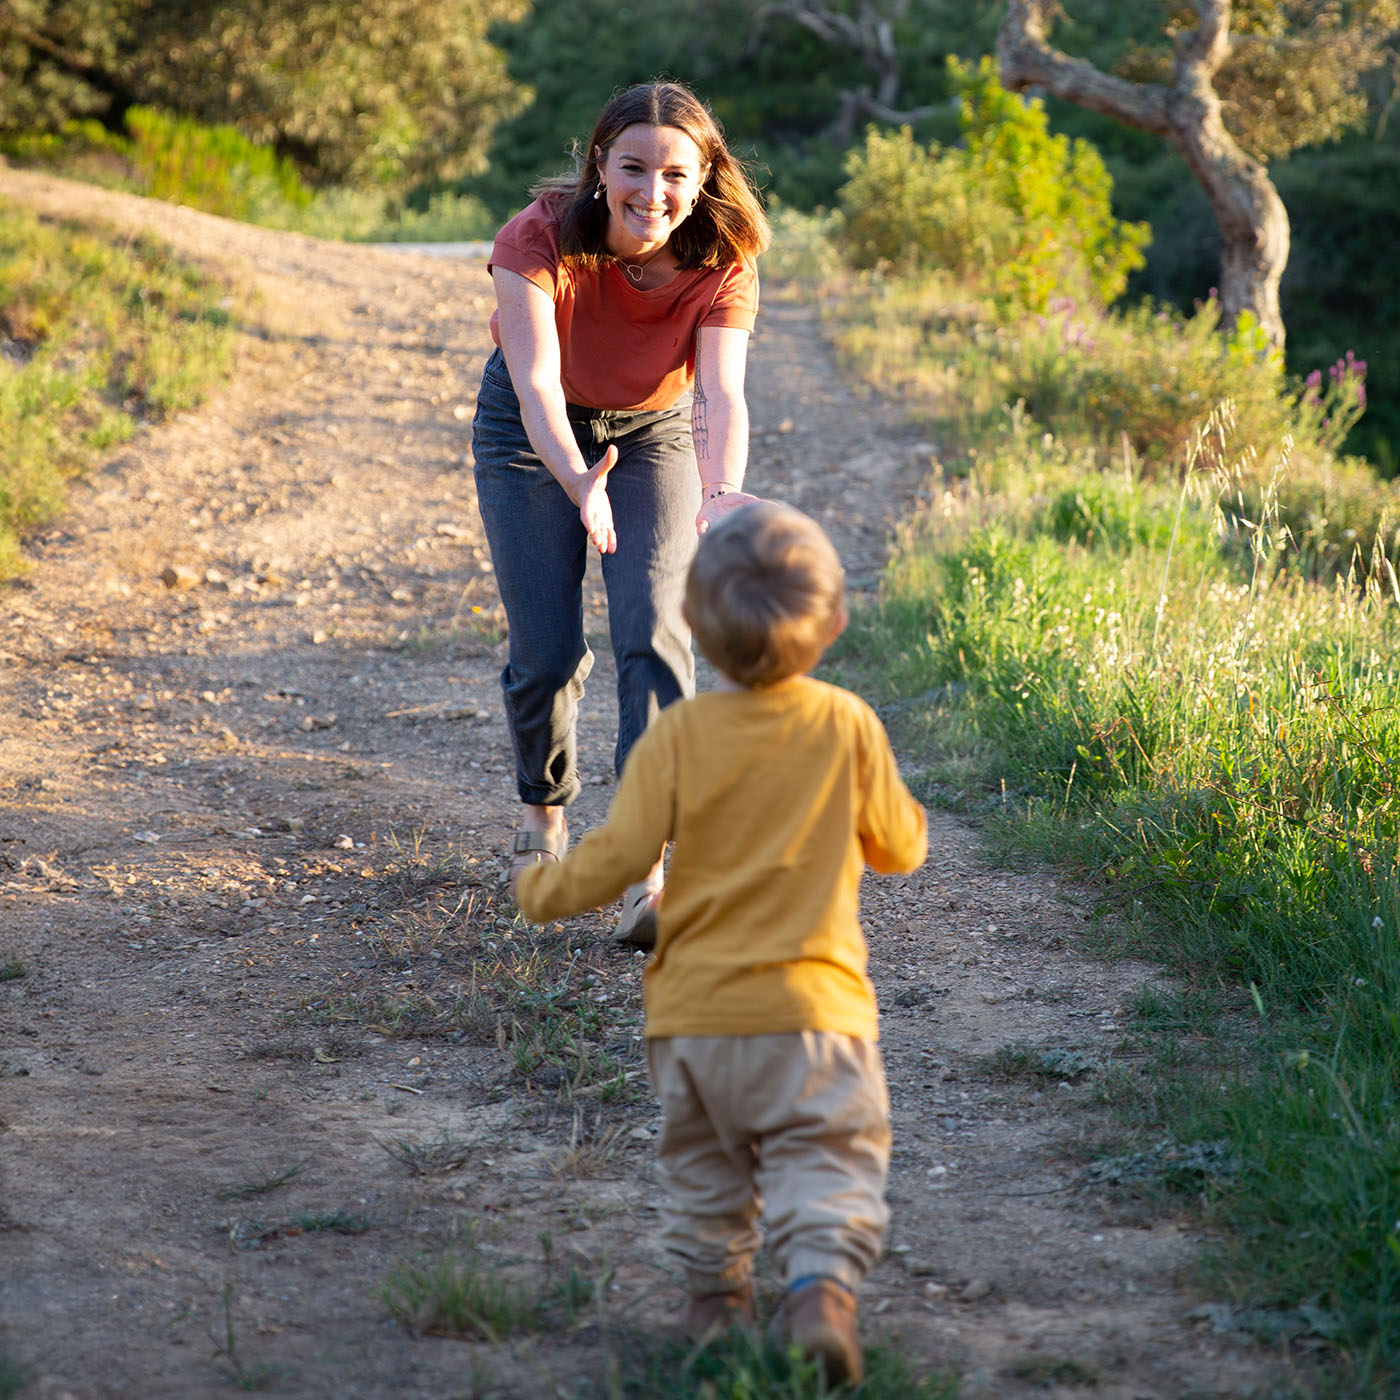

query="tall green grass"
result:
[830,342,1400,1386]
[0,198,236,577]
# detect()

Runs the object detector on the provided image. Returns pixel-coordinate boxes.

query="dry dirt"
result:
[0,167,1295,1400]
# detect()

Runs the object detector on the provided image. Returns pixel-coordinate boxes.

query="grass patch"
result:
[987,1044,1099,1083]
[0,197,237,579]
[0,957,27,982]
[773,170,1400,1387]
[1005,1355,1100,1389]
[216,1160,307,1201]
[315,849,647,1104]
[598,1327,959,1399]
[382,1223,595,1342]
[838,403,1400,1381]
[378,1130,477,1177]
[207,1283,283,1391]
[226,1210,371,1250]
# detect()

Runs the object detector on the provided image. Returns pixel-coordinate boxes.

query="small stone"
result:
[301,714,337,731]
[922,1282,950,1302]
[442,705,479,720]
[215,726,240,751]
[629,1126,652,1142]
[960,1278,994,1303]
[333,834,355,850]
[160,564,201,590]
[777,418,794,433]
[131,830,161,844]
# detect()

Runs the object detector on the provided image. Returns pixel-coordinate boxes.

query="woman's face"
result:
[597,123,709,260]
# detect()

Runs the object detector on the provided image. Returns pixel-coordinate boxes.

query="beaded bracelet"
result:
[701,480,739,501]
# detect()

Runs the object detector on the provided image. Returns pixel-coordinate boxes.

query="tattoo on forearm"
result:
[692,365,710,460]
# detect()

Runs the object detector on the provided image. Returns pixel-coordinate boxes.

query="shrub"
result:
[123,106,312,224]
[839,57,1149,312]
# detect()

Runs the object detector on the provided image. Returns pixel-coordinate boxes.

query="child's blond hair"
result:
[685,502,845,688]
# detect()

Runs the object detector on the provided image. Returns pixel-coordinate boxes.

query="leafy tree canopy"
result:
[0,0,531,186]
[1116,0,1399,160]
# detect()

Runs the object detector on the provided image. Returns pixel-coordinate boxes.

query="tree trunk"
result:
[997,0,1289,347]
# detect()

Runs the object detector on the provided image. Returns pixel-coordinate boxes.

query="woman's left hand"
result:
[695,488,763,535]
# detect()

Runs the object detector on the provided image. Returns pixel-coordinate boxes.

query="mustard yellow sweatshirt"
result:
[516,676,927,1041]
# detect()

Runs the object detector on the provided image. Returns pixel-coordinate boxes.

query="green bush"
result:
[839,57,1149,312]
[840,396,1400,1383]
[123,106,312,224]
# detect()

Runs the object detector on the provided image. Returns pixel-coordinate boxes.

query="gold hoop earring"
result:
[594,182,606,201]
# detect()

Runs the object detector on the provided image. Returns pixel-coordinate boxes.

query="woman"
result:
[472,81,771,942]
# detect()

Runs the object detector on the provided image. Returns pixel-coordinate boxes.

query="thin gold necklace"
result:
[619,246,667,284]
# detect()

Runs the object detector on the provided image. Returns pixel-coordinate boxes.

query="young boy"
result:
[512,502,927,1385]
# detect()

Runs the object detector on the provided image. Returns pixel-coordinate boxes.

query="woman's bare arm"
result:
[692,325,760,533]
[492,266,619,553]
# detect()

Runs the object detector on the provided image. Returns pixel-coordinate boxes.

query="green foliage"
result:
[123,106,311,222]
[381,1223,595,1341]
[838,59,1149,312]
[1109,130,1400,476]
[603,1326,959,1400]
[0,0,530,189]
[0,198,235,579]
[834,355,1400,1375]
[460,0,985,216]
[1115,0,1400,163]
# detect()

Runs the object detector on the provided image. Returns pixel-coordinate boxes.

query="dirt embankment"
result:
[0,167,1291,1399]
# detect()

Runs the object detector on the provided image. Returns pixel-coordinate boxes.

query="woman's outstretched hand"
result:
[573,445,619,553]
[695,488,762,535]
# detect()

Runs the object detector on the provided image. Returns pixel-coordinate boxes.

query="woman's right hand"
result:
[572,444,619,553]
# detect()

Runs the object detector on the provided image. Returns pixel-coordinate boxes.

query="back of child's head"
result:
[685,502,845,687]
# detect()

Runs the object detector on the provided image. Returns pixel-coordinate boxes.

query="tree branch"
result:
[996,0,1171,135]
[0,12,138,119]
[998,0,1290,345]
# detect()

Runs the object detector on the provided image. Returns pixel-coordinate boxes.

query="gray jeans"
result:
[472,348,699,806]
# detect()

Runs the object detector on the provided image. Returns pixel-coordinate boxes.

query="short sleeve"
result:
[487,198,564,301]
[700,258,759,332]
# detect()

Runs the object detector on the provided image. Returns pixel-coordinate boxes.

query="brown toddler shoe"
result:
[681,1281,756,1339]
[787,1278,863,1386]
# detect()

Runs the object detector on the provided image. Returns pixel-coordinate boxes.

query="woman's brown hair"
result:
[532,81,770,271]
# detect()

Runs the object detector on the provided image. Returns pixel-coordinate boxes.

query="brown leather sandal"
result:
[502,824,568,890]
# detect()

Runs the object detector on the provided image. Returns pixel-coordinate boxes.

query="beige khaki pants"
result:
[645,1031,891,1295]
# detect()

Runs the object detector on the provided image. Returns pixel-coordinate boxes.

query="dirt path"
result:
[0,168,1288,1400]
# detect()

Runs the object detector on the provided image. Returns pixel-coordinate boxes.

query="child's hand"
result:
[695,488,762,535]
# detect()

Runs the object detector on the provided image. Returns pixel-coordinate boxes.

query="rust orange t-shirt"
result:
[487,196,759,412]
